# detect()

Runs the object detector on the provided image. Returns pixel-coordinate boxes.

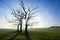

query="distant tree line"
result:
[51,26,60,28]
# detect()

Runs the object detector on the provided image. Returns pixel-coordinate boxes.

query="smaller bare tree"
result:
[6,9,25,32]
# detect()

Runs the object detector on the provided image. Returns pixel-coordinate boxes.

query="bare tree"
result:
[20,1,39,34]
[6,0,25,32]
[7,9,24,32]
[7,0,39,33]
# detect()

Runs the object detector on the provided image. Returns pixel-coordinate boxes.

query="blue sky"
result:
[0,0,60,29]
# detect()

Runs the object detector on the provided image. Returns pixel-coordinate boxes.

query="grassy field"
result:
[0,28,60,40]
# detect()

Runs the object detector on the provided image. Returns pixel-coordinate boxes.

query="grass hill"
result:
[0,28,60,40]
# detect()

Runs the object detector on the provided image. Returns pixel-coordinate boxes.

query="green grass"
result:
[28,28,60,40]
[0,28,60,40]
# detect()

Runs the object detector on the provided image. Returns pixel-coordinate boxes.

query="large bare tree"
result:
[7,0,39,33]
[20,1,39,34]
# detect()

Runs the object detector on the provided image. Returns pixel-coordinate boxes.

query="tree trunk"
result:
[25,17,29,34]
[20,24,22,32]
[17,24,19,32]
[25,24,28,34]
[19,20,22,32]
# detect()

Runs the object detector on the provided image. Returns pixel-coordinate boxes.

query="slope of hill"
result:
[0,28,60,40]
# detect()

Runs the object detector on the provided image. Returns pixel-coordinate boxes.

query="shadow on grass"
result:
[1,31,60,40]
[8,32,20,40]
[52,35,60,40]
[0,31,31,40]
[39,33,60,40]
[0,31,16,40]
[39,33,51,40]
[25,32,32,40]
